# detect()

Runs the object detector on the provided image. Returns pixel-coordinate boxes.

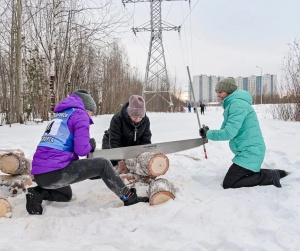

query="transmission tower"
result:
[123,0,188,112]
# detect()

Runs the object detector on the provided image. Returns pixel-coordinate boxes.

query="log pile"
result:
[0,149,32,218]
[121,152,175,206]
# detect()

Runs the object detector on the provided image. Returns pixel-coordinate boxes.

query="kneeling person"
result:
[200,78,287,189]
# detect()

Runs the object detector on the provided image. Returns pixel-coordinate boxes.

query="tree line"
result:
[0,0,185,125]
[0,1,298,124]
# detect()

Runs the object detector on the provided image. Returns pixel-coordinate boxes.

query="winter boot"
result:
[268,170,282,188]
[26,187,44,215]
[278,169,288,178]
[122,188,149,206]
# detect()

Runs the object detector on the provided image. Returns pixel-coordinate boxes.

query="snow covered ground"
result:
[1,105,300,250]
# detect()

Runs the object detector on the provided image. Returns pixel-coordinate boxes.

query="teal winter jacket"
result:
[206,89,266,172]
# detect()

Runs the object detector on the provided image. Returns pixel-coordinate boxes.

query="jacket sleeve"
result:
[206,101,248,141]
[70,109,92,156]
[108,115,123,148]
[139,118,152,144]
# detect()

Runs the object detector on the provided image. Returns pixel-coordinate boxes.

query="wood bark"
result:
[0,149,25,157]
[0,153,31,175]
[0,198,12,218]
[125,152,169,178]
[148,178,175,206]
[0,175,32,197]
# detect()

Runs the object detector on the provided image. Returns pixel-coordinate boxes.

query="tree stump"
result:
[0,149,25,157]
[148,178,175,206]
[0,153,31,175]
[126,152,169,178]
[0,198,12,218]
[0,175,32,197]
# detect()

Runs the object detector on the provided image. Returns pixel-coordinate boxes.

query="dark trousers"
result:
[223,163,274,189]
[33,158,129,202]
[200,108,204,114]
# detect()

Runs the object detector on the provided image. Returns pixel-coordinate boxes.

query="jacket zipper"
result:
[134,127,138,141]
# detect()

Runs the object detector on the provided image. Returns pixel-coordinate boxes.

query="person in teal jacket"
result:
[200,77,287,189]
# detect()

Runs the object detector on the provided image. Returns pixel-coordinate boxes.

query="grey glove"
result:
[89,138,96,152]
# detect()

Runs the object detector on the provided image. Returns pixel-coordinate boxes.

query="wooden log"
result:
[124,158,137,173]
[0,175,32,197]
[0,149,25,157]
[0,153,31,175]
[126,152,169,178]
[148,178,175,206]
[0,198,12,218]
[117,160,129,174]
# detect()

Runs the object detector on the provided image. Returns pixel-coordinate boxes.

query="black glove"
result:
[200,126,209,138]
[89,138,96,152]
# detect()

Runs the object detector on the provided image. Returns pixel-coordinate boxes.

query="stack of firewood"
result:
[0,149,32,218]
[120,152,176,206]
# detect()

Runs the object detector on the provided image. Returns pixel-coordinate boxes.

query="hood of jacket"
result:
[54,94,86,113]
[223,89,252,109]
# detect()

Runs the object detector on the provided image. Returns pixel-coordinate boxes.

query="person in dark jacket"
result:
[26,90,148,215]
[188,103,191,113]
[102,95,152,173]
[200,102,205,115]
[200,78,287,189]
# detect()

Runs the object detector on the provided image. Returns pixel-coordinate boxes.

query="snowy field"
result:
[1,105,300,251]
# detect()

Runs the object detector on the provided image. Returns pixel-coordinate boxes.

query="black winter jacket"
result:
[102,102,152,149]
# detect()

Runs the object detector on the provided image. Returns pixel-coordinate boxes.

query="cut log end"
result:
[149,153,169,177]
[131,152,169,178]
[150,191,175,206]
[0,155,19,174]
[0,198,12,218]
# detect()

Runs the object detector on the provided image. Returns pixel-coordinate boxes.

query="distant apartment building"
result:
[264,74,277,95]
[190,74,277,103]
[192,75,222,102]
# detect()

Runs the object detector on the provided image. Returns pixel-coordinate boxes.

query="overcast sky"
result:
[116,0,300,91]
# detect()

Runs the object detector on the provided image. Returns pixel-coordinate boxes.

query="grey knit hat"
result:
[73,89,96,113]
[127,95,146,117]
[215,77,237,94]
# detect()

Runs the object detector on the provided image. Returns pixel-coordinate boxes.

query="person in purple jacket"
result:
[26,89,149,215]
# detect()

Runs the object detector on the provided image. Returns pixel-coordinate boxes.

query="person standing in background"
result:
[200,102,205,115]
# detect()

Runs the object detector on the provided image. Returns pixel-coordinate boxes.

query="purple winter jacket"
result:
[31,94,94,175]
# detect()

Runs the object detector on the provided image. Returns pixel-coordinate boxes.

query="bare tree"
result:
[268,37,300,121]
[16,0,24,123]
[0,0,184,125]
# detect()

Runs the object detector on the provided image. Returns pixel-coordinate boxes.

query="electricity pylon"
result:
[122,0,188,112]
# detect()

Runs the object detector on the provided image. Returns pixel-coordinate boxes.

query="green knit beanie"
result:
[215,77,237,94]
[73,89,97,113]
